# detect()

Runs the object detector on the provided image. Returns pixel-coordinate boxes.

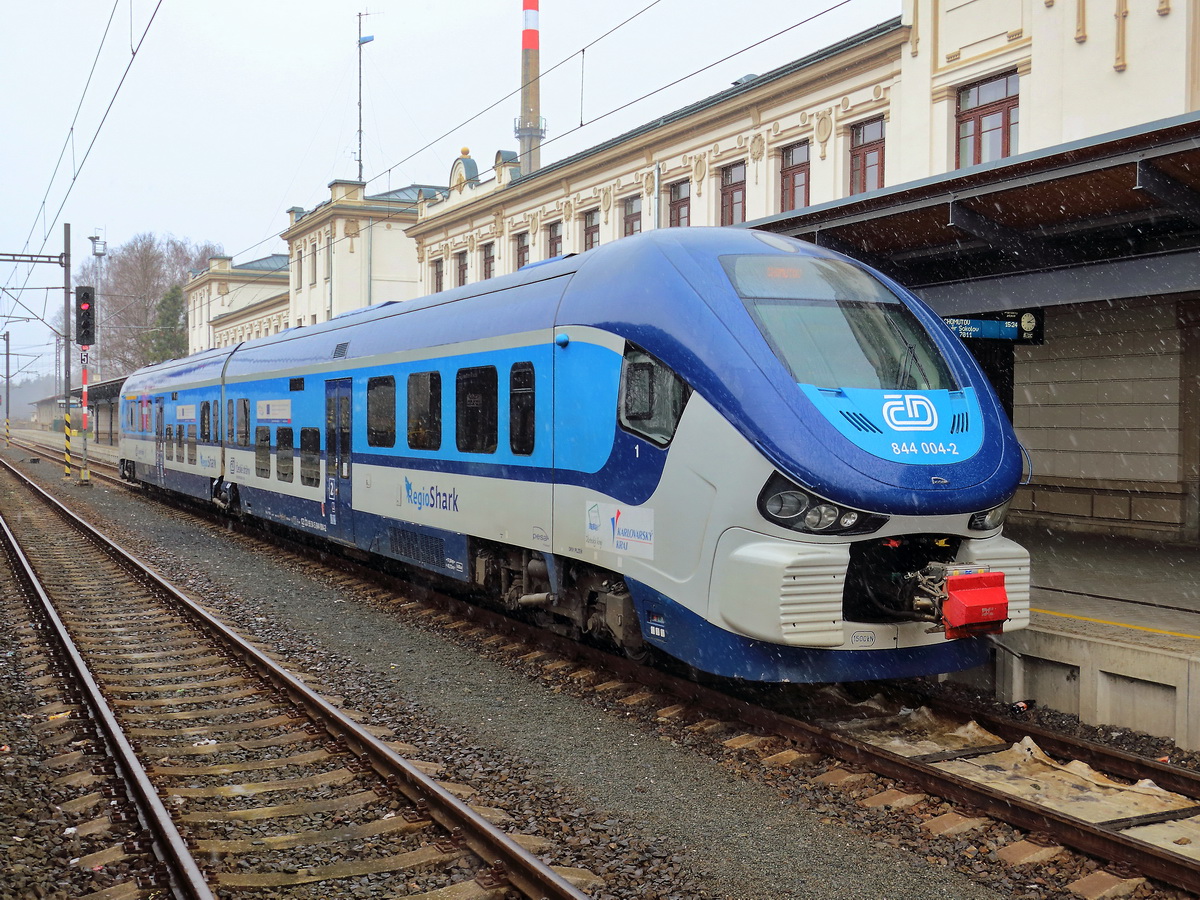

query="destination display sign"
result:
[942,308,1044,344]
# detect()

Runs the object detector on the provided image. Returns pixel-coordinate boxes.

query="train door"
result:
[154,397,165,486]
[324,378,354,543]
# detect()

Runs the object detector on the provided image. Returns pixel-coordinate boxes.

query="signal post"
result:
[74,286,95,485]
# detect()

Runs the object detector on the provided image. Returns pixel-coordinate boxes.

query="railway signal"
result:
[75,286,96,346]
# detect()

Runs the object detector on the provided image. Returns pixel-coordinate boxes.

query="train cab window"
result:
[509,362,535,455]
[165,426,174,461]
[237,398,250,446]
[255,426,271,478]
[407,371,442,450]
[299,427,321,486]
[187,425,197,465]
[456,366,498,454]
[367,376,396,447]
[227,399,234,442]
[200,402,211,442]
[723,255,955,391]
[277,427,294,482]
[618,344,690,447]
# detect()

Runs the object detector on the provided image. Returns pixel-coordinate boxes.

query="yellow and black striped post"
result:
[63,412,72,479]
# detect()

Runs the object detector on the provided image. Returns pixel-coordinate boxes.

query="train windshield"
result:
[723,255,955,391]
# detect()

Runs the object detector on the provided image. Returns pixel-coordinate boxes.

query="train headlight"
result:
[765,491,809,519]
[804,504,839,530]
[969,498,1012,531]
[757,473,888,536]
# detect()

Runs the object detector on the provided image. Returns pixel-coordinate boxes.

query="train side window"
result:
[165,426,174,461]
[407,371,442,450]
[227,399,234,442]
[255,426,271,477]
[299,427,321,486]
[618,344,691,446]
[277,427,294,482]
[200,402,211,442]
[187,425,197,465]
[456,366,497,454]
[176,422,185,460]
[237,398,250,446]
[510,362,535,455]
[367,376,396,447]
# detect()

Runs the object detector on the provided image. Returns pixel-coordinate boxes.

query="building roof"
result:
[369,184,450,204]
[236,253,289,272]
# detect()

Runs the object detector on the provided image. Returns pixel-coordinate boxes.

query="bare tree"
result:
[72,233,221,379]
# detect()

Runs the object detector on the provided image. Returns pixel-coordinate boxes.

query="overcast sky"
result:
[0,0,899,381]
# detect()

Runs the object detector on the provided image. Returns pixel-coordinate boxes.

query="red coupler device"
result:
[943,571,1008,639]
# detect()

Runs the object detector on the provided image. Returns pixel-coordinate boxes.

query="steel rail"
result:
[0,455,590,900]
[0,476,216,899]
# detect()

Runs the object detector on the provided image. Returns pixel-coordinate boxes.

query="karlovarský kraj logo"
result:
[881,393,939,431]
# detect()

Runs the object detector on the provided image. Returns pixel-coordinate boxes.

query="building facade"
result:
[409,2,1198,293]
[186,254,288,354]
[188,180,444,355]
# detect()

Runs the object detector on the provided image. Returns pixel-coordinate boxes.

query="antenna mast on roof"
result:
[357,11,376,183]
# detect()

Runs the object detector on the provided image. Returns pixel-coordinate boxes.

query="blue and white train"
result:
[119,227,1029,682]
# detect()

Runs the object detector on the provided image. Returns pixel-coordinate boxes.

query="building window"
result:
[957,71,1019,168]
[668,181,690,228]
[622,195,642,236]
[481,242,495,280]
[515,231,530,268]
[432,258,444,293]
[546,221,562,258]
[720,161,746,226]
[325,233,332,280]
[780,142,810,212]
[850,118,885,195]
[583,210,600,250]
[455,251,468,287]
[456,366,498,454]
[293,249,302,289]
[309,243,317,284]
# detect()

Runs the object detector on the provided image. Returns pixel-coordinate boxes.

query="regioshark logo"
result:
[403,477,459,512]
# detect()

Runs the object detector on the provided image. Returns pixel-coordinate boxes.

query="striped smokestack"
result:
[515,0,545,176]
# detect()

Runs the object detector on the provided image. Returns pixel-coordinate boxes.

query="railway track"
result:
[0,455,596,899]
[11,434,1200,895]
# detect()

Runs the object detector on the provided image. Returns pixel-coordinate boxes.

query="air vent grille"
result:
[839,410,883,434]
[950,412,969,434]
[389,527,445,569]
